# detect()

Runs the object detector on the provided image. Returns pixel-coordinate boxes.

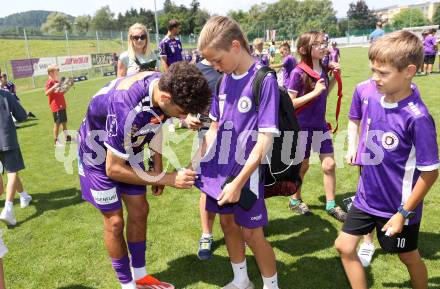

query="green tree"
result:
[347,0,378,30]
[41,12,72,34]
[91,6,115,31]
[432,4,440,26]
[392,8,428,29]
[74,15,91,35]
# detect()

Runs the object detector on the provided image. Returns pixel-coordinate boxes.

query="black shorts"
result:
[342,205,420,253]
[53,109,67,124]
[0,148,25,173]
[424,55,436,65]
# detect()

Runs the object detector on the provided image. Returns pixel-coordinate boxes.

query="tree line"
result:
[1,0,439,38]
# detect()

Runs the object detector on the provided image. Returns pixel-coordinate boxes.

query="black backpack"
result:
[216,66,302,198]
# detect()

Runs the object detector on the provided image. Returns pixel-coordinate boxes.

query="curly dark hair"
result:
[158,61,211,114]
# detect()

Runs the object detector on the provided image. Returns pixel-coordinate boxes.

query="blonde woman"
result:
[118,23,158,77]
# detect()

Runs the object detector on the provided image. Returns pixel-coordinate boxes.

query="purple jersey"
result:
[423,35,437,56]
[78,72,166,172]
[329,47,340,63]
[159,36,183,66]
[253,52,269,66]
[288,66,329,129]
[351,82,439,224]
[281,55,297,88]
[196,63,279,201]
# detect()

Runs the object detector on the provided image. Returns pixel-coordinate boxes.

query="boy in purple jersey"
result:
[287,31,346,222]
[159,19,183,72]
[196,16,280,289]
[423,28,437,75]
[78,62,211,289]
[329,42,340,63]
[252,38,269,66]
[270,42,297,88]
[335,31,439,289]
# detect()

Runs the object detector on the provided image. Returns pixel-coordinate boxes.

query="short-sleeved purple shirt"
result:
[196,63,279,201]
[253,52,269,66]
[287,66,329,129]
[350,80,439,224]
[329,47,340,63]
[281,55,297,88]
[78,72,166,173]
[423,35,437,56]
[159,36,183,66]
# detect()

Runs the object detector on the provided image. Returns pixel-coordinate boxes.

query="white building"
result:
[374,0,440,23]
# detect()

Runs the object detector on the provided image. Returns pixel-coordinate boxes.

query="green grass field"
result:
[3,47,440,289]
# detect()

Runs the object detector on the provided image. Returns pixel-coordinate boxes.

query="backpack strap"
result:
[215,74,224,97]
[251,66,276,113]
[297,62,321,81]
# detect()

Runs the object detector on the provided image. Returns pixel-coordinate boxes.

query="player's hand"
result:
[313,79,326,96]
[217,181,241,206]
[381,213,405,237]
[151,185,164,196]
[185,114,202,130]
[172,168,197,189]
[345,150,357,166]
[329,61,340,71]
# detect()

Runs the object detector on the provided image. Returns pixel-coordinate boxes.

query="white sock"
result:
[132,266,147,281]
[4,201,13,212]
[19,191,29,198]
[120,280,136,289]
[201,232,213,239]
[231,259,250,289]
[263,273,279,289]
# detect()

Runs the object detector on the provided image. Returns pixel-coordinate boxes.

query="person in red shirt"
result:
[45,64,71,146]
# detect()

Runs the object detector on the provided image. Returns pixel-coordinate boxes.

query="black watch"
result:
[398,205,415,219]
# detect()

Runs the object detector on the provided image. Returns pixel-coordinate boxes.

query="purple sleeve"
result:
[209,85,220,121]
[159,41,167,57]
[104,101,131,159]
[258,73,279,133]
[411,115,440,170]
[349,87,362,120]
[287,69,303,93]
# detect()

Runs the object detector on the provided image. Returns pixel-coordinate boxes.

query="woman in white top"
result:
[117,23,158,77]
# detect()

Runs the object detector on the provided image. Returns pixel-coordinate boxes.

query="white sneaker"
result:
[20,194,32,208]
[168,123,176,133]
[0,209,16,226]
[54,140,64,147]
[222,281,254,289]
[358,242,375,267]
[0,230,8,258]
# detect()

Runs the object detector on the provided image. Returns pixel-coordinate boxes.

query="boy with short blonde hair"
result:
[336,30,439,289]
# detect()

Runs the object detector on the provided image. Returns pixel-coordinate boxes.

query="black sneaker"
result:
[197,237,213,260]
[288,199,311,216]
[327,206,347,222]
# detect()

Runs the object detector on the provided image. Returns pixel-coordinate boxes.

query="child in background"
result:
[329,41,340,63]
[336,30,439,289]
[195,16,281,289]
[45,64,71,146]
[271,42,297,88]
[252,38,269,66]
[286,31,346,222]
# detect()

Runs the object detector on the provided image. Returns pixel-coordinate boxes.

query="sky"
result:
[0,0,423,19]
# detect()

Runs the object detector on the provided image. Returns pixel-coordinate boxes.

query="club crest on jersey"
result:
[106,115,118,137]
[238,96,252,113]
[382,132,399,150]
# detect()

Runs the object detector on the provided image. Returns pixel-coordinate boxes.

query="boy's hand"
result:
[381,213,405,237]
[313,79,326,95]
[172,168,197,189]
[217,181,241,206]
[345,150,357,165]
[151,185,164,196]
[185,114,202,130]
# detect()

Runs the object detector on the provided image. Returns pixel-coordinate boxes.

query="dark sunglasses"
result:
[131,34,147,41]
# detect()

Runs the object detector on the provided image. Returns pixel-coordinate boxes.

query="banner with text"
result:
[91,53,114,67]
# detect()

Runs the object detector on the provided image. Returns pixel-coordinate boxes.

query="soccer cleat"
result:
[0,209,16,226]
[135,275,175,289]
[327,206,347,222]
[20,194,32,208]
[288,199,311,216]
[27,111,36,118]
[197,236,214,260]
[222,281,255,289]
[358,242,375,267]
